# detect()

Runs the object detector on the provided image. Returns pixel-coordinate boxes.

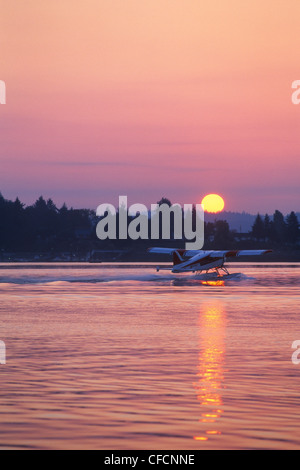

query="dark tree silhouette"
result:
[252,214,265,241]
[264,214,272,241]
[273,210,286,243]
[213,220,233,248]
[286,212,299,245]
[157,197,172,207]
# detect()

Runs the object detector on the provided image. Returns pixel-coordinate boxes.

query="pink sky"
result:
[0,0,300,213]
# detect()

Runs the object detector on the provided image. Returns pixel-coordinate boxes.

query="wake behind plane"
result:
[148,248,272,276]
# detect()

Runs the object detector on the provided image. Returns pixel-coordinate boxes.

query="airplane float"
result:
[148,248,272,276]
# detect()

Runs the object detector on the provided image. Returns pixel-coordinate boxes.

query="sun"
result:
[201,194,225,213]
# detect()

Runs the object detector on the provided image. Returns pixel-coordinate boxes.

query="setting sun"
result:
[201,194,225,213]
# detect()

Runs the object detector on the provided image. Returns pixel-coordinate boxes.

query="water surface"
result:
[0,262,299,449]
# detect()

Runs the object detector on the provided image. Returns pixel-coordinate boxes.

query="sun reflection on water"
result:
[201,280,225,287]
[193,301,226,442]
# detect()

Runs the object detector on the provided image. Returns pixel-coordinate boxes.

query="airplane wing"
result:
[211,250,272,258]
[148,248,272,258]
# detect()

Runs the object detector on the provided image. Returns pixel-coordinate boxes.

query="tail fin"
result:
[173,250,185,266]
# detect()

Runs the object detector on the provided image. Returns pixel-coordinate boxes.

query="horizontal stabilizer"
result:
[148,247,178,255]
[236,250,272,257]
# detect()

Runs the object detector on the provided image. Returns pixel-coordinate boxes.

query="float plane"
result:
[148,248,272,276]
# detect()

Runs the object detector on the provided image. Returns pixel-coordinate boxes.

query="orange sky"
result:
[0,0,299,212]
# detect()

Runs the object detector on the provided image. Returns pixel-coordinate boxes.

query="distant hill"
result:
[204,211,256,232]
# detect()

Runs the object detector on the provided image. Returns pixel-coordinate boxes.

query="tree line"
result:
[0,193,299,258]
[0,193,94,253]
[251,210,299,245]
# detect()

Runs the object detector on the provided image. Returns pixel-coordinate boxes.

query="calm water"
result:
[0,262,299,450]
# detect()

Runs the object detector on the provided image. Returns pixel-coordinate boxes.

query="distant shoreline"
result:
[1,251,300,264]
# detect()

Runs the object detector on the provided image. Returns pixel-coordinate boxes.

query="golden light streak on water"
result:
[193,301,226,442]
